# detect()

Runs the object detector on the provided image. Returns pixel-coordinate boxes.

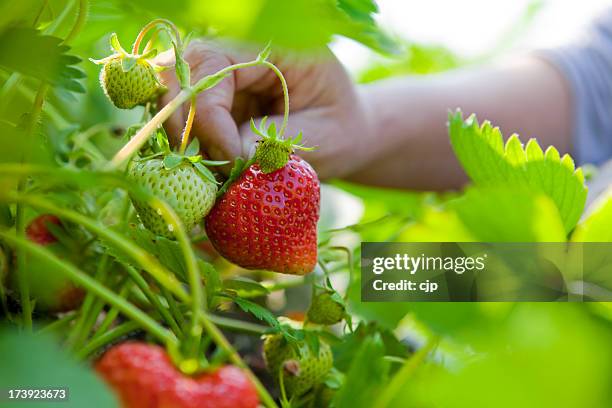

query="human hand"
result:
[156,40,372,178]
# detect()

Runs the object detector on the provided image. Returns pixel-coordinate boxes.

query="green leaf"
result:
[450,187,567,242]
[199,260,221,308]
[333,333,390,408]
[229,295,281,330]
[572,189,612,242]
[0,27,84,93]
[0,328,118,407]
[217,157,253,197]
[449,111,587,233]
[0,203,13,227]
[193,72,231,93]
[185,137,200,157]
[193,162,218,184]
[223,277,270,298]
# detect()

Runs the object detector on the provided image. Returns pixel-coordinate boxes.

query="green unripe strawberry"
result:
[307,291,346,325]
[100,58,160,109]
[263,333,333,397]
[128,158,217,239]
[91,33,161,110]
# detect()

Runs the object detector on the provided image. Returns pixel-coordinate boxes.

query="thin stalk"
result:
[208,314,267,335]
[77,321,140,359]
[198,314,278,408]
[132,18,182,55]
[3,193,189,302]
[160,286,186,329]
[91,282,132,340]
[0,231,176,346]
[36,312,77,337]
[68,254,109,347]
[178,96,196,154]
[63,0,88,45]
[107,89,192,169]
[123,264,182,336]
[14,179,31,330]
[261,60,289,137]
[373,338,438,408]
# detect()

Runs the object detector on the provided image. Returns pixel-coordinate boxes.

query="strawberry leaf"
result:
[227,294,281,330]
[0,27,85,93]
[449,110,588,233]
[121,56,138,72]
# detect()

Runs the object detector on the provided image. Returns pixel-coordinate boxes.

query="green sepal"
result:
[109,33,127,54]
[185,137,200,157]
[163,153,183,170]
[121,56,138,72]
[193,161,218,185]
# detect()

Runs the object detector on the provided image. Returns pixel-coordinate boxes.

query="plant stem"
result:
[14,180,31,330]
[178,96,196,155]
[36,312,77,337]
[198,314,278,408]
[91,282,132,340]
[373,338,438,408]
[261,60,289,138]
[132,18,182,55]
[123,263,182,337]
[63,0,88,45]
[4,193,189,303]
[160,286,186,329]
[0,231,176,346]
[77,321,140,360]
[208,314,267,335]
[107,89,192,169]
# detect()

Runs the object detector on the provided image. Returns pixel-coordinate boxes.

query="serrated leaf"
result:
[0,27,85,93]
[230,295,280,330]
[449,110,588,233]
[572,189,612,242]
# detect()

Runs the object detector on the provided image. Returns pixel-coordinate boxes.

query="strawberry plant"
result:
[1,2,612,408]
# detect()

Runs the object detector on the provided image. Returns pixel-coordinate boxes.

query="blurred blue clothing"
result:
[542,10,612,165]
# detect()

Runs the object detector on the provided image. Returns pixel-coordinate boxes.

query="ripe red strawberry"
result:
[205,119,320,275]
[9,214,84,312]
[96,342,259,408]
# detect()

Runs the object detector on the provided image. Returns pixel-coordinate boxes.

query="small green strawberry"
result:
[91,33,162,109]
[263,332,333,398]
[307,290,346,325]
[128,138,224,239]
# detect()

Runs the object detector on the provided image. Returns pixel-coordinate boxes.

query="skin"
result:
[158,42,571,191]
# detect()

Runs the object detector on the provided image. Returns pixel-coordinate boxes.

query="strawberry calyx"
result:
[89,33,163,76]
[251,117,314,173]
[135,132,227,185]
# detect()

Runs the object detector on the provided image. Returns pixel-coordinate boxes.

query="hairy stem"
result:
[261,60,289,138]
[178,97,196,155]
[132,18,182,55]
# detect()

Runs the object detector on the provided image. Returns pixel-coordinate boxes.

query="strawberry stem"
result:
[132,18,182,55]
[178,96,196,155]
[261,60,289,138]
[76,321,140,360]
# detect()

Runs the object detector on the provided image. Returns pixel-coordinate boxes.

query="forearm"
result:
[345,57,572,190]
